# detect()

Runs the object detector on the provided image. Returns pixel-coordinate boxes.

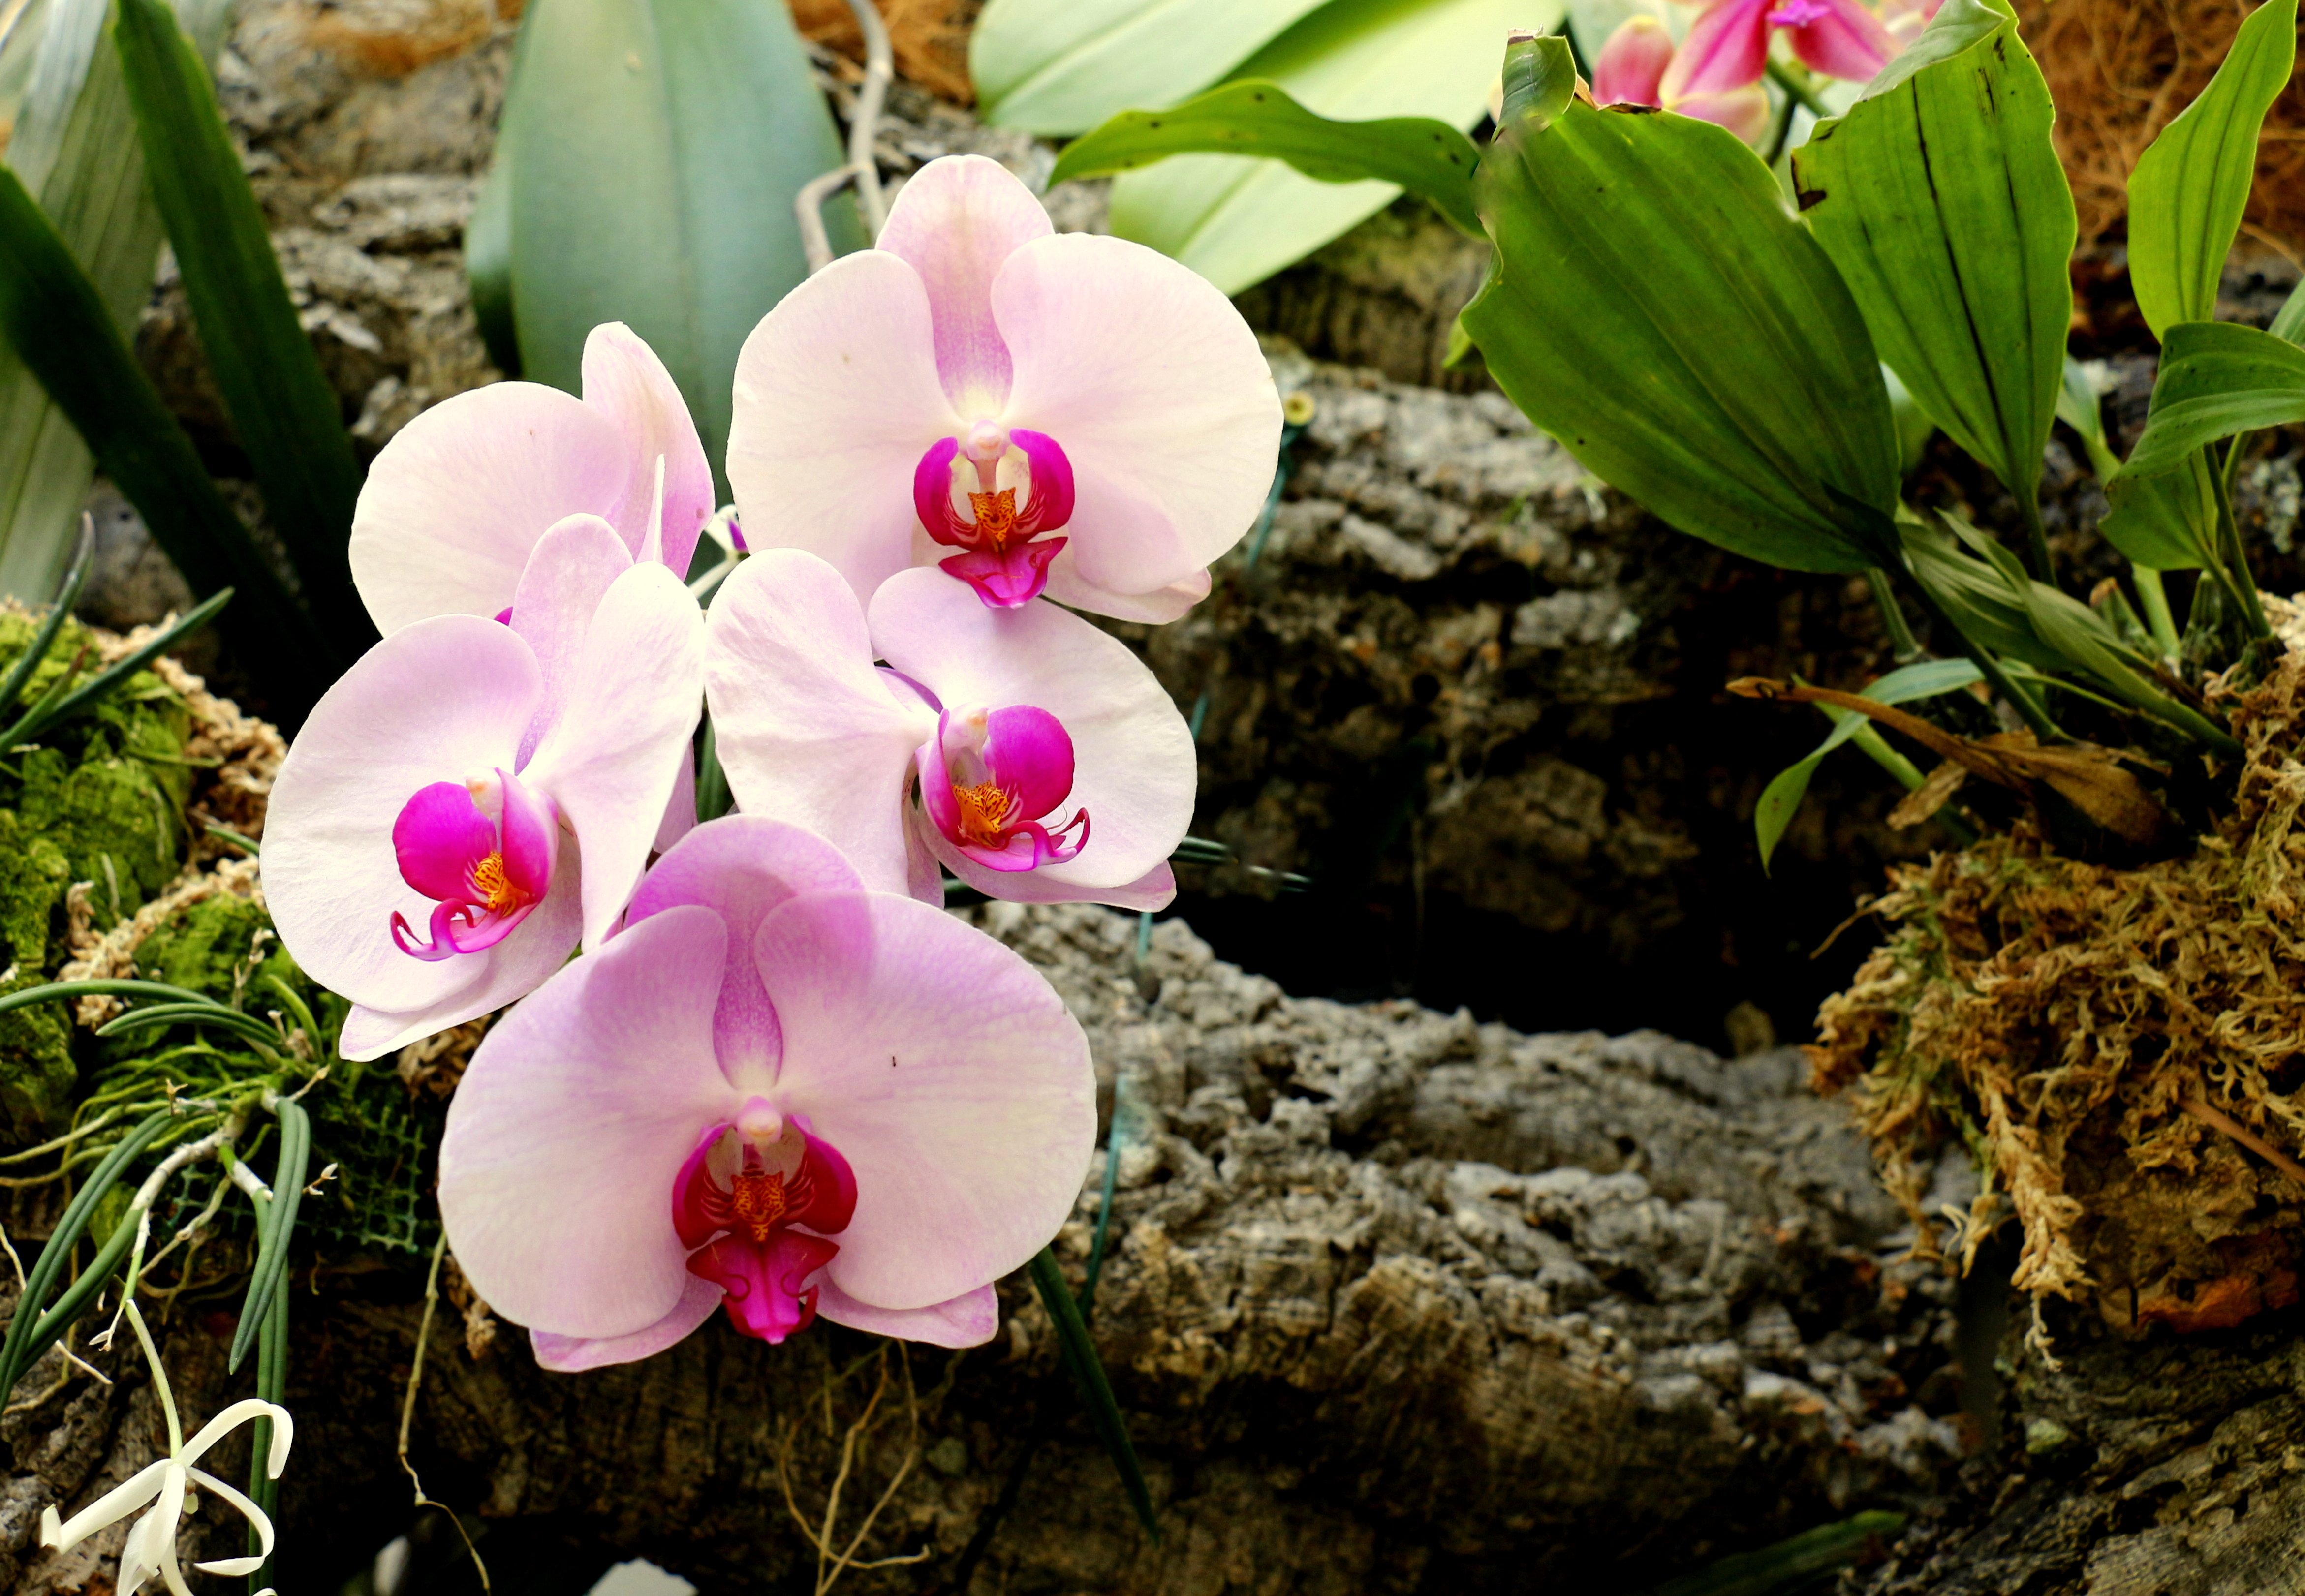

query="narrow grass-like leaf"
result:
[1028,1246,1158,1537]
[2273,277,2305,347]
[230,1095,308,1371]
[96,1000,281,1048]
[1643,1509,1907,1596]
[244,1182,287,1589]
[1463,34,1900,575]
[0,165,333,711]
[1754,659,1982,869]
[0,977,207,1016]
[2127,0,2297,339]
[17,584,230,740]
[0,517,91,713]
[1053,79,1482,235]
[0,636,87,746]
[0,1105,175,1394]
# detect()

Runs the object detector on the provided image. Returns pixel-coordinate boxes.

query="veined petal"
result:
[752,890,1094,1311]
[40,1458,169,1551]
[1660,0,1773,100]
[263,618,541,1018]
[703,552,929,896]
[530,1274,724,1371]
[727,251,961,605]
[439,905,736,1340]
[816,1279,998,1348]
[520,563,706,951]
[1594,15,1675,105]
[874,154,1052,415]
[654,745,697,855]
[350,383,631,634]
[1780,0,1894,82]
[624,817,863,1085]
[871,572,1195,891]
[1040,558,1210,624]
[581,322,714,579]
[993,233,1280,596]
[507,513,633,761]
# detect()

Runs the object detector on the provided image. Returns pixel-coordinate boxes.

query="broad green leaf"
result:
[1052,78,1482,236]
[0,163,333,708]
[2127,0,2297,338]
[0,0,229,603]
[2101,452,2220,570]
[1462,36,1900,575]
[2272,276,2305,345]
[466,127,517,376]
[1791,0,2075,520]
[115,0,369,646]
[1900,513,2065,669]
[971,0,1330,137]
[1107,0,1547,297]
[2119,320,2305,477]
[1755,659,1981,870]
[2054,356,2122,481]
[503,0,859,491]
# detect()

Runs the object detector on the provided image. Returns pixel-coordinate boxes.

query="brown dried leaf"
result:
[1889,762,1969,829]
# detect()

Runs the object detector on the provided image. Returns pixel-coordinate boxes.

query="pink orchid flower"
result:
[264,515,705,1060]
[437,816,1095,1367]
[1661,0,1897,104]
[348,323,714,635]
[704,550,1192,912]
[726,154,1283,622]
[1592,15,1772,143]
[1879,0,1943,50]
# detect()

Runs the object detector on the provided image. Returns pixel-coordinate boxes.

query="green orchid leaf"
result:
[502,0,859,491]
[114,0,368,645]
[971,0,1331,137]
[2054,356,2124,482]
[1791,0,2074,541]
[1900,513,2066,670]
[230,1095,309,1372]
[2101,452,2221,570]
[2271,276,2305,346]
[2119,320,2305,478]
[2021,578,2240,752]
[1028,1247,1158,1538]
[1463,35,1900,575]
[1052,79,1482,237]
[1755,658,1982,870]
[1107,0,1548,297]
[466,143,518,377]
[2127,0,2297,338]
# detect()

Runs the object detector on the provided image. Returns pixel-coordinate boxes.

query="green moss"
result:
[0,811,77,1140]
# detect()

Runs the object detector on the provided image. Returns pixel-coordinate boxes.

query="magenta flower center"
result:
[674,1101,857,1344]
[913,424,1076,608]
[389,768,557,962]
[1768,0,1832,22]
[920,705,1090,872]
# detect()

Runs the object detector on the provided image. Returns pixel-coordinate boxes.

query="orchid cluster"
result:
[1591,0,1942,141]
[263,155,1282,1366]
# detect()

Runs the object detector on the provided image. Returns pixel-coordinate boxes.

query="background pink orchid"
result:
[726,153,1282,622]
[704,550,1193,912]
[1592,15,1771,142]
[1594,0,1923,141]
[438,817,1094,1368]
[265,515,704,1060]
[349,322,714,635]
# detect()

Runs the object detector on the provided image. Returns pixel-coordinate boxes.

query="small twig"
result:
[2181,1096,2305,1188]
[400,1234,491,1591]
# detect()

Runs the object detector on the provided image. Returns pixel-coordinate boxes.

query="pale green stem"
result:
[2131,568,2181,658]
[1867,568,1923,662]
[2207,460,2272,640]
[124,1300,182,1454]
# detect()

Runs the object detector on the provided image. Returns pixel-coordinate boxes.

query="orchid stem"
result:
[2132,567,2181,658]
[1866,568,1923,662]
[123,1300,181,1454]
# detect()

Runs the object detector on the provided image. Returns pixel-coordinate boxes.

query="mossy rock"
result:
[0,812,76,1140]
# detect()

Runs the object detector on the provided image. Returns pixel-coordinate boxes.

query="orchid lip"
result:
[673,1110,858,1345]
[912,428,1077,607]
[389,767,558,961]
[919,704,1090,872]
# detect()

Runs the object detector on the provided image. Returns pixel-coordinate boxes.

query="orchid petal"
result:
[179,1398,295,1476]
[148,1466,191,1596]
[816,1279,998,1348]
[1039,558,1210,624]
[751,890,1094,1311]
[624,816,862,1084]
[263,617,546,1019]
[1660,0,1773,100]
[118,1492,171,1596]
[349,383,631,635]
[530,1274,725,1371]
[439,905,736,1340]
[1595,15,1675,105]
[992,232,1281,596]
[1675,83,1774,144]
[654,744,697,855]
[507,513,633,761]
[874,154,1052,415]
[1783,0,1894,83]
[520,562,706,950]
[40,1459,169,1551]
[496,768,559,901]
[871,571,1194,893]
[703,552,930,896]
[921,818,1178,910]
[688,1228,838,1343]
[727,251,962,605]
[185,1469,271,1573]
[580,322,713,580]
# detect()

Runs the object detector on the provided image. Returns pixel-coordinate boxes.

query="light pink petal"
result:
[815,1280,999,1348]
[993,233,1280,597]
[508,513,633,762]
[581,322,714,579]
[521,564,707,950]
[349,383,632,635]
[530,1275,724,1372]
[655,746,697,854]
[875,154,1052,415]
[1040,558,1211,624]
[753,890,1094,1310]
[727,252,962,605]
[870,572,1194,893]
[922,818,1177,911]
[1675,84,1774,144]
[1783,0,1894,82]
[439,904,735,1340]
[1661,0,1773,99]
[703,552,931,895]
[264,618,542,1017]
[625,816,863,1085]
[1594,15,1674,105]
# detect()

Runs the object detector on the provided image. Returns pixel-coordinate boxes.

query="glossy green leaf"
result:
[503,0,859,489]
[1755,659,1981,870]
[971,0,1330,137]
[1052,78,1482,236]
[2127,0,2297,338]
[2121,320,2305,477]
[2101,452,2221,570]
[1107,0,1545,297]
[1462,36,1900,575]
[466,148,517,376]
[1791,0,2075,529]
[114,0,368,645]
[0,163,333,709]
[2271,276,2305,345]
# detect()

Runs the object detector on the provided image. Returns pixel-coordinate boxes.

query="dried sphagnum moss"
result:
[1813,599,2305,1333]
